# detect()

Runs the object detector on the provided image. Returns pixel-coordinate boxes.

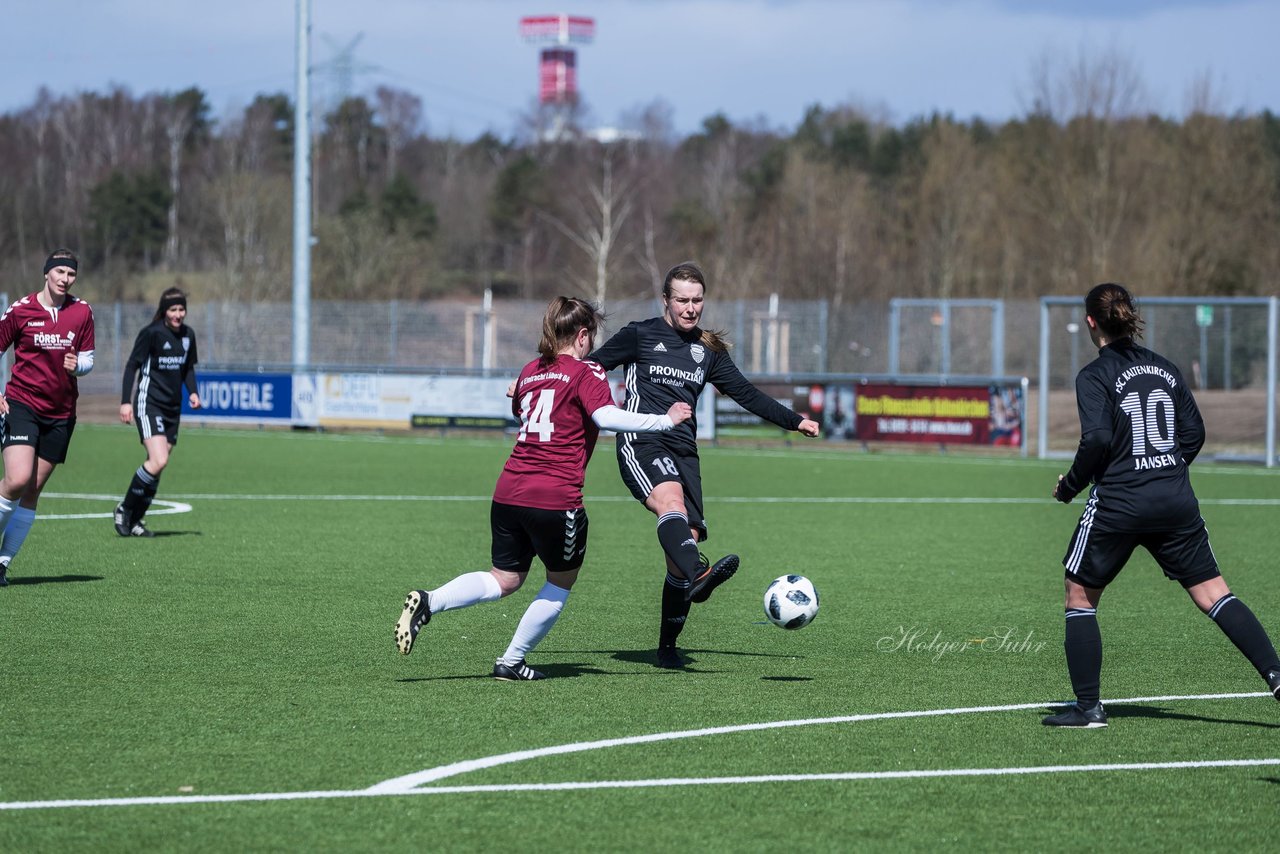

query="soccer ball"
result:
[763,574,819,630]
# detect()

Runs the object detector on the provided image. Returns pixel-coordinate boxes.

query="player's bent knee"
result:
[2,475,32,498]
[491,568,526,596]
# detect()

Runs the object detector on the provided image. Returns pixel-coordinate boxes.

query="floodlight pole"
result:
[292,0,312,370]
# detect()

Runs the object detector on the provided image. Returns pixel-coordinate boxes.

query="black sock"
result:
[1064,608,1102,708]
[656,512,702,584]
[659,573,691,649]
[1209,595,1280,677]
[121,466,160,523]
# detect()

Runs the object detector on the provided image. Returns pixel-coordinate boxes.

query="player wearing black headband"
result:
[0,249,96,586]
[588,262,821,668]
[114,287,200,537]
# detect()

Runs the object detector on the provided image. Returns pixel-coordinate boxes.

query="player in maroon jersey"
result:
[0,249,96,586]
[394,296,692,680]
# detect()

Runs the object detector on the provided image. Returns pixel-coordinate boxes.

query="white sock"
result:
[0,495,16,539]
[0,506,37,565]
[500,582,570,665]
[428,571,503,613]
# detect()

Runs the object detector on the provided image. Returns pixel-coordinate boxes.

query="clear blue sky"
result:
[2,0,1275,139]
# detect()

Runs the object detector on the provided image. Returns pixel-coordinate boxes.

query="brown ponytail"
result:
[536,296,602,366]
[1085,282,1144,340]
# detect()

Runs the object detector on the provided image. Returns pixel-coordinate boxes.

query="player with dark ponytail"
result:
[1046,282,1280,727]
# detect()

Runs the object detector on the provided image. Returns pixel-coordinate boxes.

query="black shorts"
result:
[135,407,180,445]
[616,436,707,541]
[0,399,76,464]
[1063,499,1219,589]
[490,501,589,574]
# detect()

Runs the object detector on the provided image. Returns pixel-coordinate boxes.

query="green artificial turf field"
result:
[2,424,1278,851]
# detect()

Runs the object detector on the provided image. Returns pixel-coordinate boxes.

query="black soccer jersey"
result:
[589,316,802,452]
[121,322,199,414]
[1058,338,1204,531]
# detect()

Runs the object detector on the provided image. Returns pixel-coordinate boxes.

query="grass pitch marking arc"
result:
[0,692,1274,811]
[38,493,192,520]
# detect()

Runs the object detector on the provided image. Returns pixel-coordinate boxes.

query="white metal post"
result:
[292,0,312,370]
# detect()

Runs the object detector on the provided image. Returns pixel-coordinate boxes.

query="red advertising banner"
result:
[851,383,1023,446]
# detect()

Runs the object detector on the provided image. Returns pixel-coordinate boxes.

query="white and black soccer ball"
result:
[763,574,819,630]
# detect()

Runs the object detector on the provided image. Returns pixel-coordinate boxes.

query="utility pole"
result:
[293,0,312,370]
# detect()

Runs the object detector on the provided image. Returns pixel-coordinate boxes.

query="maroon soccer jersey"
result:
[0,292,96,418]
[493,354,614,511]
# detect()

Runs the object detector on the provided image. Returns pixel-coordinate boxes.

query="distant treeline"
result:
[2,55,1277,305]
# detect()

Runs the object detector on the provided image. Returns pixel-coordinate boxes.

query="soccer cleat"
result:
[0,559,8,587]
[493,659,546,681]
[1042,702,1108,728]
[395,590,431,655]
[655,646,685,669]
[129,521,155,538]
[114,504,132,537]
[686,553,740,603]
[1265,669,1280,702]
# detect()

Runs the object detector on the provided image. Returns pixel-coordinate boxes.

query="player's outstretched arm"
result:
[591,404,686,433]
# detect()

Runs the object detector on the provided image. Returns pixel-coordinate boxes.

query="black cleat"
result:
[687,553,739,603]
[493,659,545,681]
[1042,702,1108,728]
[114,504,132,537]
[1265,669,1280,702]
[129,520,155,538]
[395,590,431,655]
[0,559,8,587]
[655,646,686,669]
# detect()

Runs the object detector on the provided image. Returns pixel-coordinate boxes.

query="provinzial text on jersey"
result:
[1115,364,1177,393]
[648,364,704,384]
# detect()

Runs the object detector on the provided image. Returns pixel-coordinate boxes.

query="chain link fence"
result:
[4,292,1273,461]
[63,295,1052,392]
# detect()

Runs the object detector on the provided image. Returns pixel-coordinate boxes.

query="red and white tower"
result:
[519,14,596,105]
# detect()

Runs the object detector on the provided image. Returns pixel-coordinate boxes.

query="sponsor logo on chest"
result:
[33,331,75,349]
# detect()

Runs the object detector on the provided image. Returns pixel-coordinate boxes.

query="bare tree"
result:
[537,143,638,308]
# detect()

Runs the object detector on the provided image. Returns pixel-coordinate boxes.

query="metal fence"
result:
[3,291,1275,462]
[66,294,1049,389]
[1038,296,1278,464]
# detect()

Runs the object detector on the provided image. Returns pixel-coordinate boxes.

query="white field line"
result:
[366,691,1266,792]
[36,493,191,520]
[98,493,1280,508]
[0,692,1272,811]
[95,426,1279,477]
[36,489,1279,514]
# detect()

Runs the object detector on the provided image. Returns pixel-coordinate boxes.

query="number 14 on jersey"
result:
[519,390,555,442]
